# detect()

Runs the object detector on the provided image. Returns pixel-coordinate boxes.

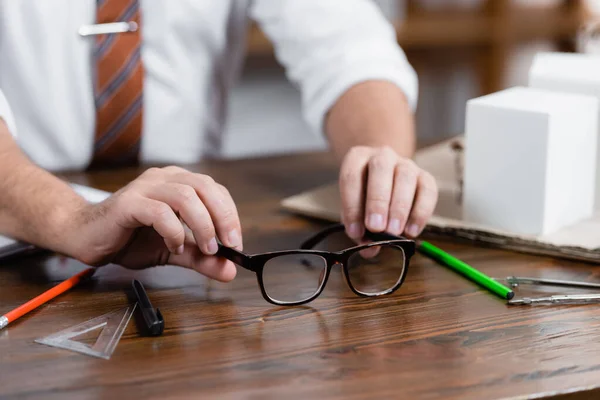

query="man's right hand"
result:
[68,166,242,282]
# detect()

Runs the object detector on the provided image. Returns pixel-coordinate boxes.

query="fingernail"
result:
[207,237,218,255]
[388,219,402,235]
[406,224,420,237]
[228,229,241,248]
[176,245,184,255]
[360,246,380,259]
[367,213,385,231]
[347,223,362,239]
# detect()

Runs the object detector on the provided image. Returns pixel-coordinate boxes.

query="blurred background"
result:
[222,0,600,158]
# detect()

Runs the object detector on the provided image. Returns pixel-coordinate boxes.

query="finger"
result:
[127,196,186,253]
[172,174,243,250]
[215,184,243,250]
[193,257,237,282]
[143,183,219,256]
[404,170,438,238]
[168,244,237,282]
[359,244,381,259]
[364,147,397,233]
[339,147,371,240]
[387,160,419,236]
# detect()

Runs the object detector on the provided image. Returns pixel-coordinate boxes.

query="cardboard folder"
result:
[281,137,600,263]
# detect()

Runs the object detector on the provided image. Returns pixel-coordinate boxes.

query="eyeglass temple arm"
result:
[299,223,411,250]
[216,245,253,271]
[299,224,345,249]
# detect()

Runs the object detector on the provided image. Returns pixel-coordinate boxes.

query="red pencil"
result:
[0,267,95,330]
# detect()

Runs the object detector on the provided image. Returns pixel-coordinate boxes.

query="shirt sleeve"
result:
[250,0,418,137]
[0,89,18,138]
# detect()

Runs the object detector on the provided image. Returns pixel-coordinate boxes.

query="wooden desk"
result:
[2,153,600,399]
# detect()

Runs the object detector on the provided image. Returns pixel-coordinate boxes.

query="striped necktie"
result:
[90,0,143,169]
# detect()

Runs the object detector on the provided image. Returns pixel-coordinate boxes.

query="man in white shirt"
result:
[0,0,437,281]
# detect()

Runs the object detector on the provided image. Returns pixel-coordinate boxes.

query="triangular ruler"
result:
[35,304,137,360]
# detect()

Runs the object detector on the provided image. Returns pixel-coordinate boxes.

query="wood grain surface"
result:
[2,152,600,399]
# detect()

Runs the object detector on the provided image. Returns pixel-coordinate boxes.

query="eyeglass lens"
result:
[262,253,327,304]
[347,245,406,295]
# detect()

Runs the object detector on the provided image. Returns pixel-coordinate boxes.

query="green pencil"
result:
[418,240,514,300]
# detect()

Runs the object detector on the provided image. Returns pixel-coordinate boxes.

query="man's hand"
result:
[68,166,242,282]
[1,118,241,281]
[340,146,438,240]
[339,146,438,241]
[325,80,439,240]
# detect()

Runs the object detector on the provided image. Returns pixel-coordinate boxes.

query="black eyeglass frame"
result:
[216,224,416,306]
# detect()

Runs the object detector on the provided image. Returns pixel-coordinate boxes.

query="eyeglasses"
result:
[216,224,416,306]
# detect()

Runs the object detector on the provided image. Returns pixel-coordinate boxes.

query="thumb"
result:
[168,234,237,282]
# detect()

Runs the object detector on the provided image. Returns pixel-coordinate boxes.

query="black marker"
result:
[132,279,164,336]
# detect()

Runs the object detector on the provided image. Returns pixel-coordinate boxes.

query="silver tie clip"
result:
[78,21,138,37]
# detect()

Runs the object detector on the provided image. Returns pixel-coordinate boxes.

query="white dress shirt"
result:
[0,0,417,171]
